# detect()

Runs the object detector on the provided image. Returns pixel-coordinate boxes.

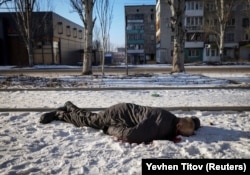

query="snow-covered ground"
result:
[0,67,250,174]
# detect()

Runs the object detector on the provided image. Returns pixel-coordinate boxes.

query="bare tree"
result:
[95,0,114,75]
[0,0,11,6]
[93,24,101,47]
[167,0,186,73]
[3,0,51,66]
[70,0,96,75]
[204,0,238,62]
[5,0,36,66]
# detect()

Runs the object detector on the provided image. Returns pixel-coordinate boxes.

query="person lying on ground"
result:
[39,102,201,144]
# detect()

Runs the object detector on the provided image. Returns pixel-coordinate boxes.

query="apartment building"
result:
[156,0,250,63]
[156,0,173,63]
[125,5,156,64]
[0,12,84,65]
[184,0,204,62]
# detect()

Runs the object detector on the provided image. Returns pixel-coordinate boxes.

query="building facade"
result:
[0,12,84,66]
[184,0,204,62]
[125,5,156,64]
[156,0,250,63]
[156,0,173,63]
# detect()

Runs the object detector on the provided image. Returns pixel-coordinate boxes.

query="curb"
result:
[0,106,250,112]
[0,86,249,92]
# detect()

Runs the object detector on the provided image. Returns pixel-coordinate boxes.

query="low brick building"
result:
[0,12,84,66]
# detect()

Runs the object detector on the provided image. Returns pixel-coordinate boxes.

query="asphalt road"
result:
[0,65,250,76]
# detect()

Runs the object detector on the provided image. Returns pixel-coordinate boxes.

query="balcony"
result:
[127,40,144,44]
[185,26,203,31]
[185,10,204,17]
[127,49,144,54]
[185,41,204,48]
[127,29,144,34]
[127,19,143,23]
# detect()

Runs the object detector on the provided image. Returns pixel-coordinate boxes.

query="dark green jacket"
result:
[98,103,180,143]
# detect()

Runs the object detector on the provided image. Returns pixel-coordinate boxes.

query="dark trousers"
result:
[58,108,105,130]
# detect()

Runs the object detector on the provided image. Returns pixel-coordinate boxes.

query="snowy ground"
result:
[0,67,250,175]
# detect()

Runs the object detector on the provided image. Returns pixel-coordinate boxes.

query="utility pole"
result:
[125,9,128,76]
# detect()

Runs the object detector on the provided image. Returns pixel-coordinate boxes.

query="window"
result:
[191,2,194,10]
[186,16,203,26]
[225,33,234,42]
[244,33,249,41]
[206,48,209,56]
[188,49,199,57]
[151,35,154,41]
[206,18,217,26]
[187,33,202,41]
[127,14,143,20]
[186,16,203,30]
[211,49,215,56]
[206,3,215,11]
[214,19,218,26]
[128,34,143,40]
[208,34,216,42]
[195,3,199,10]
[66,26,71,37]
[150,14,154,20]
[78,30,82,39]
[227,18,235,26]
[57,22,63,34]
[171,36,174,42]
[242,18,249,28]
[206,48,218,57]
[186,1,203,10]
[73,28,77,38]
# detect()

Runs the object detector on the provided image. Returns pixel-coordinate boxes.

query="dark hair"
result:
[191,117,200,130]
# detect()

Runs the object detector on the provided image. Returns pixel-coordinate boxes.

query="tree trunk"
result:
[26,43,34,66]
[219,26,225,62]
[82,0,94,75]
[172,39,185,72]
[26,0,33,66]
[169,0,185,73]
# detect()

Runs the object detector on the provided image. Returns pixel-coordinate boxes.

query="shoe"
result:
[39,111,58,124]
[64,101,79,112]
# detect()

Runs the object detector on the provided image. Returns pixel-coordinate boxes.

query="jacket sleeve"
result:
[104,119,158,144]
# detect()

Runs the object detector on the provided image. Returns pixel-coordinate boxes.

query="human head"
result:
[176,117,195,136]
[191,116,201,130]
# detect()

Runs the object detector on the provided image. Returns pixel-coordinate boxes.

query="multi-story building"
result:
[184,0,204,62]
[156,0,173,63]
[125,5,156,64]
[156,0,250,63]
[239,1,250,60]
[0,12,84,65]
